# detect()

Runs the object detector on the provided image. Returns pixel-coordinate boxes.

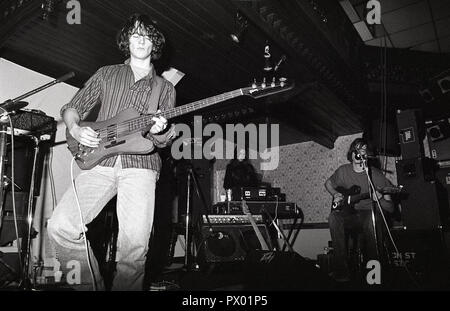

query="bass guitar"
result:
[331,185,403,213]
[67,79,293,170]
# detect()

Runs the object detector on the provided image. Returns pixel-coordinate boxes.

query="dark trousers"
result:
[328,209,384,275]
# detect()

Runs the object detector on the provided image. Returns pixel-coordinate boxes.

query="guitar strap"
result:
[147,75,164,113]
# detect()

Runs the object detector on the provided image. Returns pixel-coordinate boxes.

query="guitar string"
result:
[89,83,287,141]
[93,83,286,141]
[94,90,243,141]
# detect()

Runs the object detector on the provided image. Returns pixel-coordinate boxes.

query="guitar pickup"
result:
[105,140,125,149]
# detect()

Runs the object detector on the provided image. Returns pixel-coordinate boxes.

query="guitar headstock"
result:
[242,77,294,99]
[378,185,405,194]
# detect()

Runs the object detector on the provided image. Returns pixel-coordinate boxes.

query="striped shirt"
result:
[60,61,176,172]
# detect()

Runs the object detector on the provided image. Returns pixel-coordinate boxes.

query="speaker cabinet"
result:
[0,192,29,245]
[0,216,28,246]
[396,158,443,230]
[385,229,448,289]
[396,109,425,159]
[363,119,400,157]
[427,120,450,161]
[433,166,450,226]
[198,223,272,263]
[0,252,20,285]
[5,136,47,196]
[4,191,29,215]
[428,137,450,161]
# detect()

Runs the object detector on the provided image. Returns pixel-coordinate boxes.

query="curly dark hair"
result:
[346,138,368,162]
[116,13,165,60]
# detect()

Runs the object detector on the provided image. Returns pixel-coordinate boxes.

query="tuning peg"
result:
[271,77,276,87]
[252,79,257,88]
[261,77,266,88]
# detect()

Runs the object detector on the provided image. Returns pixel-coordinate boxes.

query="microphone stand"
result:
[0,72,75,110]
[361,156,383,261]
[0,115,9,234]
[361,156,402,273]
[183,162,212,272]
[0,72,75,290]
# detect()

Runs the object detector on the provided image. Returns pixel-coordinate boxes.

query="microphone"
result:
[56,71,75,83]
[355,152,377,160]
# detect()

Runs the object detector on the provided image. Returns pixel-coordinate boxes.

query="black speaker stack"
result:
[395,109,449,230]
[0,136,49,286]
[0,136,41,246]
[391,110,450,289]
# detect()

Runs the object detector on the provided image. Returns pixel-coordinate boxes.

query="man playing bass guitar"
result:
[47,13,176,291]
[324,138,394,282]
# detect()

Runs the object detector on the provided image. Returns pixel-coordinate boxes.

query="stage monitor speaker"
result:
[198,223,272,263]
[396,158,443,230]
[396,109,425,159]
[244,250,336,290]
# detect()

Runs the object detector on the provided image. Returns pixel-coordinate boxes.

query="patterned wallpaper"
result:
[213,133,400,223]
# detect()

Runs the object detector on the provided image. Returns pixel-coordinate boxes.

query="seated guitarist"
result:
[324,138,394,282]
[47,14,176,290]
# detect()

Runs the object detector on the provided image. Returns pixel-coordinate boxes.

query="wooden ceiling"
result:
[1,0,449,148]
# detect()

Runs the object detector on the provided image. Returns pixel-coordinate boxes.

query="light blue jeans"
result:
[47,157,158,291]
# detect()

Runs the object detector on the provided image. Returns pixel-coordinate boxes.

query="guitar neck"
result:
[164,89,244,119]
[127,89,244,132]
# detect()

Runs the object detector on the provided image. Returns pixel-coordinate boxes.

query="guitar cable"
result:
[70,157,97,291]
[2,112,23,278]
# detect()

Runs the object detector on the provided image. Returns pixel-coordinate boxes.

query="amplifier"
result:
[232,187,268,201]
[209,201,298,218]
[231,187,286,201]
[202,214,264,225]
[198,223,272,263]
